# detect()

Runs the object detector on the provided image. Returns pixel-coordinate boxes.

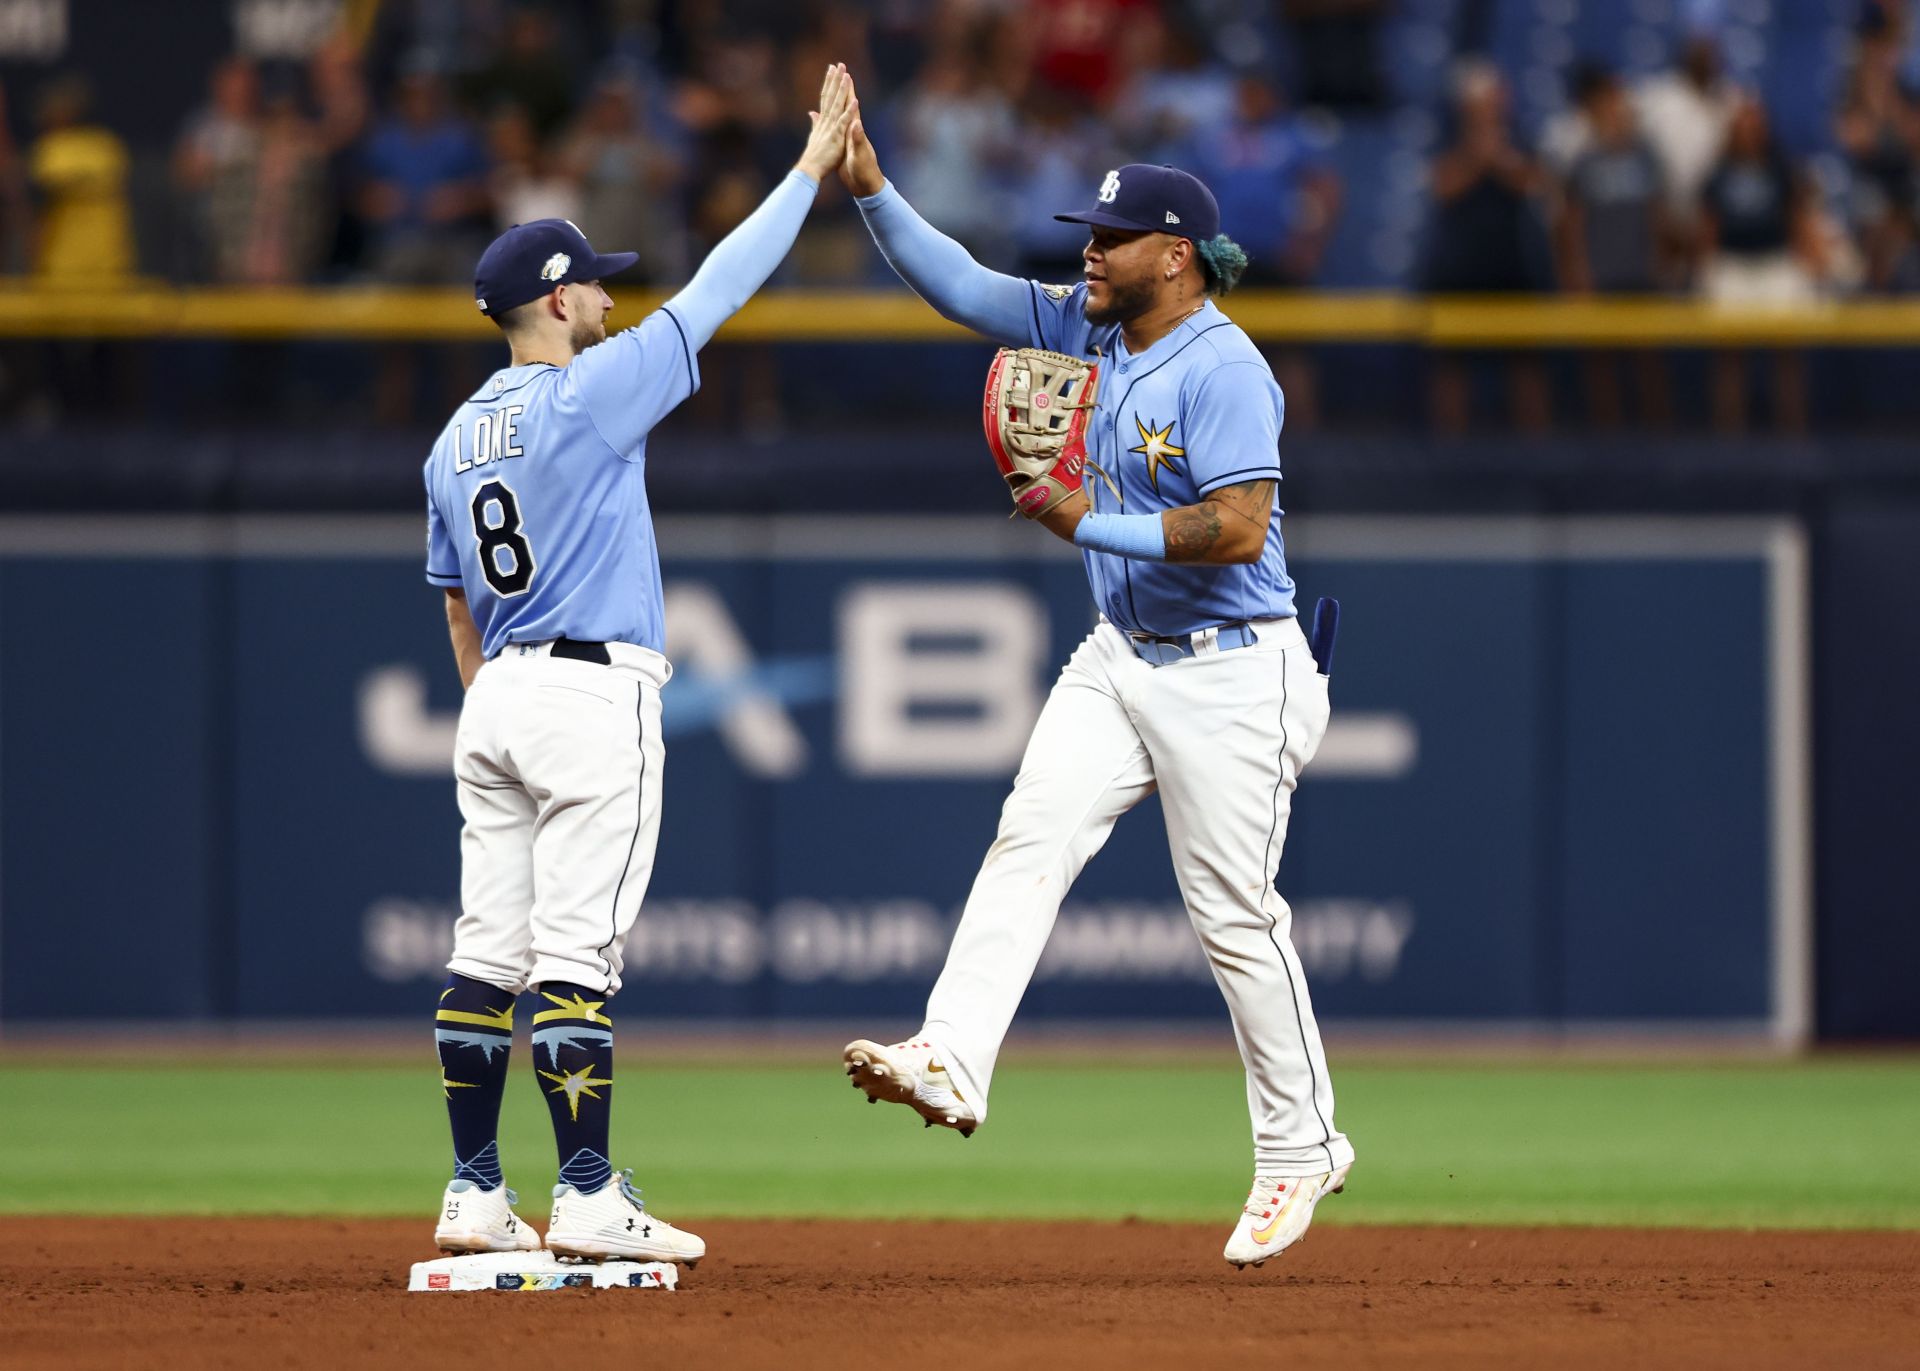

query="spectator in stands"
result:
[487,103,582,230]
[559,73,685,283]
[1539,60,1616,177]
[1009,88,1117,280]
[1699,95,1822,432]
[1634,33,1739,254]
[308,31,374,279]
[462,5,576,141]
[1112,13,1236,159]
[891,23,1020,262]
[220,83,332,285]
[1422,62,1551,433]
[359,65,490,284]
[1184,76,1340,287]
[1022,0,1156,109]
[0,79,30,276]
[173,57,262,280]
[26,74,135,281]
[1281,0,1387,110]
[1835,3,1918,289]
[1554,70,1673,427]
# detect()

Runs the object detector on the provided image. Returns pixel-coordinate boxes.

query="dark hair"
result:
[1194,234,1249,294]
[491,297,542,335]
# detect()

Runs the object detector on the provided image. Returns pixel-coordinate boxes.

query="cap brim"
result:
[1053,209,1162,232]
[581,250,641,280]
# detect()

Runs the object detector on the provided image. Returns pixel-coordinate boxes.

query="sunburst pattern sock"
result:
[531,982,615,1194]
[434,973,516,1190]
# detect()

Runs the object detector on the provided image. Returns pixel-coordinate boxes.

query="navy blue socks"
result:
[434,973,516,1190]
[531,982,616,1194]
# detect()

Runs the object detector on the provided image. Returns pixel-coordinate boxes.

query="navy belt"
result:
[550,638,612,665]
[1125,621,1258,667]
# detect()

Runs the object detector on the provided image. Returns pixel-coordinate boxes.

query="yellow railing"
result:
[6,285,1920,345]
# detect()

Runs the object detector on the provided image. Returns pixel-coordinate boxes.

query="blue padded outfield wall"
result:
[0,515,1808,1038]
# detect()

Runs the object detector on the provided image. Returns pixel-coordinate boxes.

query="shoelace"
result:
[504,1187,519,1206]
[1241,1176,1291,1221]
[614,1169,648,1213]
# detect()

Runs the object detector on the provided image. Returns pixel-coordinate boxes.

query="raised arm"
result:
[839,109,1038,347]
[660,64,855,350]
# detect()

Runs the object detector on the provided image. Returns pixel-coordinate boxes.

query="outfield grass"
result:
[2,1058,1916,1228]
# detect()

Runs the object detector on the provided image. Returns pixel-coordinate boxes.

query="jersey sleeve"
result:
[565,307,701,461]
[1183,360,1285,496]
[1025,280,1098,357]
[425,488,462,587]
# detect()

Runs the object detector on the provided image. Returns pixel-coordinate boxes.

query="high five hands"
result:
[836,71,884,198]
[795,63,858,184]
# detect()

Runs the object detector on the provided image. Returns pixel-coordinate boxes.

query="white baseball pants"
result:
[445,641,670,996]
[922,617,1354,1175]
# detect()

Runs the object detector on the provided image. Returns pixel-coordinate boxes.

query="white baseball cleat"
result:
[434,1179,542,1254]
[843,1038,979,1136]
[545,1170,706,1266]
[1223,1165,1350,1268]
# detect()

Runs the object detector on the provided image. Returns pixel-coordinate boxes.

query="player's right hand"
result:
[838,91,884,199]
[795,63,856,184]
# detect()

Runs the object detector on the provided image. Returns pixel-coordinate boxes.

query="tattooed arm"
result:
[1035,480,1275,563]
[1162,479,1274,563]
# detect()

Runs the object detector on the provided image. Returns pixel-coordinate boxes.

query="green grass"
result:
[2,1058,1916,1228]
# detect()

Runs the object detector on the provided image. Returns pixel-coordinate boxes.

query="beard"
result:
[568,317,607,355]
[1082,274,1156,326]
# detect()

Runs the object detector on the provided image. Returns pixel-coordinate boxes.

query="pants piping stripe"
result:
[596,688,646,987]
[1261,652,1337,1170]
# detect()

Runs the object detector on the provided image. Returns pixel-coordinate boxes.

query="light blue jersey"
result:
[856,182,1294,636]
[1026,286,1291,635]
[424,309,695,658]
[426,168,823,658]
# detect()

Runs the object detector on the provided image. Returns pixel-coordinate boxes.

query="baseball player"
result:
[834,108,1355,1266]
[425,65,857,1263]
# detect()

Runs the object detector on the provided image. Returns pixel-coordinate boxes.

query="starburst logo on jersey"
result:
[540,252,572,282]
[539,1066,614,1121]
[1097,170,1121,203]
[1129,416,1185,491]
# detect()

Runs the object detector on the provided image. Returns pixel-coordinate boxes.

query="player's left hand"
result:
[794,63,856,184]
[982,347,1101,520]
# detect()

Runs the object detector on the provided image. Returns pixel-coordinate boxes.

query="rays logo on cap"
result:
[540,252,572,282]
[1097,170,1121,203]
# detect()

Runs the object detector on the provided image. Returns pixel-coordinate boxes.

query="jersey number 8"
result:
[470,480,535,596]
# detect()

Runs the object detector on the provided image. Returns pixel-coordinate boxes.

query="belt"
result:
[1124,620,1260,667]
[504,637,612,665]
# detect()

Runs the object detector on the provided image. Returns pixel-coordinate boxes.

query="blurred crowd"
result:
[4,0,1920,432]
[1,0,1918,302]
[0,0,1353,291]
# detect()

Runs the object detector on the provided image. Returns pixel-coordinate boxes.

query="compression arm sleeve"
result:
[856,180,1036,346]
[661,169,819,351]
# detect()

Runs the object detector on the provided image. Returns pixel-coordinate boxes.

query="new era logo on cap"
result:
[1055,164,1220,243]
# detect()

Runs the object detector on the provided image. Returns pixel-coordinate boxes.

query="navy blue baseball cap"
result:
[1054,164,1221,242]
[474,219,640,316]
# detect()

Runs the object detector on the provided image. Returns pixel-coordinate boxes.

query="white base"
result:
[409,1251,678,1292]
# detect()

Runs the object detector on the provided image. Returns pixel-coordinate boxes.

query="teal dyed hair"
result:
[1194,234,1249,295]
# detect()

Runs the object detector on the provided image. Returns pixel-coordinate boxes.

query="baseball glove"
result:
[981,347,1101,518]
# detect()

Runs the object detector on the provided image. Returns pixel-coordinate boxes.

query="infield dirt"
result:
[4,1217,1914,1370]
